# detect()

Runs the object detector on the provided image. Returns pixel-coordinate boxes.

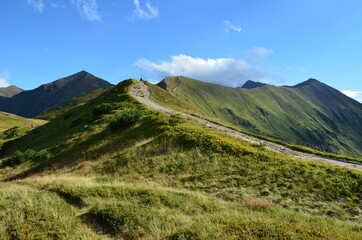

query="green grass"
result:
[147,82,205,117]
[0,79,361,239]
[0,112,47,147]
[0,111,46,132]
[156,76,362,157]
[148,78,362,165]
[22,176,362,240]
[0,183,103,239]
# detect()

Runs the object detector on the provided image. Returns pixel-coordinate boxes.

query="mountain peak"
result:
[0,85,23,98]
[241,80,267,89]
[0,71,113,118]
[293,78,322,88]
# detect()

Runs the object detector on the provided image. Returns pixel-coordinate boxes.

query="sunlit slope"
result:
[0,112,46,144]
[158,76,362,157]
[0,112,46,131]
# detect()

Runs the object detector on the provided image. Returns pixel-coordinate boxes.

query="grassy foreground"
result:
[0,79,361,239]
[0,183,103,239]
[3,176,355,240]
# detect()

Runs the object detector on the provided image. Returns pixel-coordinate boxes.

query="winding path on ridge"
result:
[130,81,362,172]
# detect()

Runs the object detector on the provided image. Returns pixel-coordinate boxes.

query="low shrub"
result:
[92,103,118,117]
[69,117,83,128]
[0,127,20,140]
[109,108,144,131]
[1,149,49,167]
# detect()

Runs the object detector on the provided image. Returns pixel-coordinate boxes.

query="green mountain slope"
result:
[0,112,46,145]
[0,71,113,118]
[157,76,362,157]
[0,79,361,239]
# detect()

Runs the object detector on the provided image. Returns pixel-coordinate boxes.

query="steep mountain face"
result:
[157,76,362,157]
[0,85,23,98]
[36,87,112,120]
[241,80,267,89]
[0,71,113,118]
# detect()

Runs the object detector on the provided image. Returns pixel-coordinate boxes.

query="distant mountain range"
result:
[0,71,361,157]
[0,85,23,98]
[158,76,362,157]
[0,71,113,118]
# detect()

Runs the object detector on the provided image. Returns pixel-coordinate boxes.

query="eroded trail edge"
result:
[130,81,362,172]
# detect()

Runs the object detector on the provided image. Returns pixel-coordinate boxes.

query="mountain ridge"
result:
[241,80,267,89]
[0,71,113,118]
[157,76,362,157]
[0,85,23,98]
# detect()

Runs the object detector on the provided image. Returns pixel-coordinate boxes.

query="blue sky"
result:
[1,0,362,102]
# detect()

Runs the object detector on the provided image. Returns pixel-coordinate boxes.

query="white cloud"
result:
[135,55,267,87]
[224,20,241,32]
[0,78,10,88]
[50,2,66,9]
[342,90,362,102]
[243,47,273,63]
[0,72,10,87]
[133,0,159,20]
[72,0,101,21]
[27,0,45,13]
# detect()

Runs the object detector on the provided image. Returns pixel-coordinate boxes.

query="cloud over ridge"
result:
[136,55,267,87]
[0,72,10,88]
[0,78,10,88]
[342,90,362,102]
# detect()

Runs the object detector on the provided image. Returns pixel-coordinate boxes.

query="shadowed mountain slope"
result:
[241,80,267,89]
[0,71,113,118]
[157,76,362,157]
[37,87,113,120]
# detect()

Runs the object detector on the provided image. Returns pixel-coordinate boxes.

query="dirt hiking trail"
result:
[130,81,362,172]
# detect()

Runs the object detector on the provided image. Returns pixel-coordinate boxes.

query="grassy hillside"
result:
[0,183,103,239]
[157,76,362,157]
[0,79,361,239]
[0,112,46,145]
